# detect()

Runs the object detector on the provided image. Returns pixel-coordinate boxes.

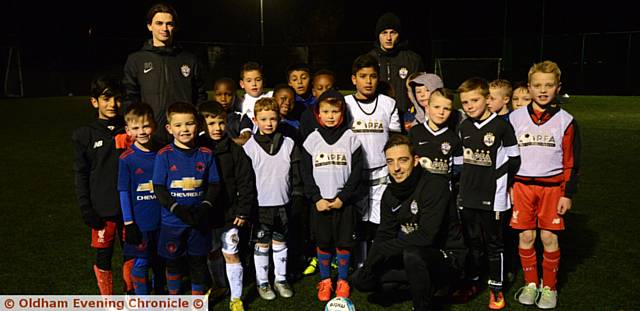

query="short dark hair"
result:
[213,77,236,92]
[146,3,178,26]
[90,74,124,100]
[313,69,335,83]
[383,134,414,156]
[166,102,197,123]
[351,54,380,75]
[286,63,311,80]
[198,101,227,120]
[124,102,155,125]
[240,62,263,80]
[273,83,295,96]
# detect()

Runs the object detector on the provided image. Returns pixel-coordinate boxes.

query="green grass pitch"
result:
[0,95,638,310]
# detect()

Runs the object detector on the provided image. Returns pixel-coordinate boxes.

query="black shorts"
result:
[311,203,357,249]
[255,205,289,244]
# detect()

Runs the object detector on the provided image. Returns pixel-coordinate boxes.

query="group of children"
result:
[73,57,579,311]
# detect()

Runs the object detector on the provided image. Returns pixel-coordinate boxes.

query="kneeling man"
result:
[352,134,467,311]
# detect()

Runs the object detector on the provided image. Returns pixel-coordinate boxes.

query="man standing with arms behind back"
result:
[368,12,424,120]
[123,3,207,145]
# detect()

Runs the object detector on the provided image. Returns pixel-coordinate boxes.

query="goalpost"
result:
[434,58,502,89]
[1,46,24,97]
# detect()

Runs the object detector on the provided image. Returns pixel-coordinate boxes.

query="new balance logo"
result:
[170,177,203,191]
[552,218,561,224]
[93,140,103,148]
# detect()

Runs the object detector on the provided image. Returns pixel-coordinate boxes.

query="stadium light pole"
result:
[260,0,265,47]
[539,0,545,61]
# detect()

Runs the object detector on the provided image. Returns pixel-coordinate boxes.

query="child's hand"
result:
[329,197,343,210]
[557,197,572,215]
[316,199,331,212]
[233,217,246,227]
[232,132,251,145]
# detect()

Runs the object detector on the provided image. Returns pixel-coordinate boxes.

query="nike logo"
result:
[463,136,471,140]
[418,141,428,145]
[143,68,153,74]
[391,204,402,212]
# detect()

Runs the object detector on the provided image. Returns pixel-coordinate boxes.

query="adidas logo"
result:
[170,165,178,171]
[135,168,144,175]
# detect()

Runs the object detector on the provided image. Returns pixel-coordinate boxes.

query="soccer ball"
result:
[324,297,356,311]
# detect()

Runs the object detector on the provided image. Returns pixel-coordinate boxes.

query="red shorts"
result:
[91,220,123,248]
[510,182,564,231]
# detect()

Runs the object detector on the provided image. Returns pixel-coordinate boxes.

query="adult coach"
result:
[352,134,466,311]
[368,12,424,116]
[123,3,207,144]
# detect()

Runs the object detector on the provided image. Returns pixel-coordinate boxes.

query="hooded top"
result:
[123,39,207,144]
[312,89,352,144]
[368,13,424,113]
[407,73,444,125]
[301,88,363,204]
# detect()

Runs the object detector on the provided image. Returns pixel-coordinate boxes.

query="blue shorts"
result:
[123,229,159,258]
[157,225,211,259]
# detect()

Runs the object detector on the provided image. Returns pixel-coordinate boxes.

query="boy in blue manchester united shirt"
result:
[118,102,165,295]
[153,102,221,295]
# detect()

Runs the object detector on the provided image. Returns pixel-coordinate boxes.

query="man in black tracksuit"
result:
[368,12,424,115]
[123,3,207,145]
[352,135,467,311]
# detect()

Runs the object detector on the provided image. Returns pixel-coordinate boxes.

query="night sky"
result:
[3,0,639,96]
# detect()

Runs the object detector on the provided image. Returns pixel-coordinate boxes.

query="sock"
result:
[542,249,560,290]
[356,241,368,268]
[336,248,351,281]
[254,245,270,285]
[519,247,539,285]
[226,262,244,300]
[166,271,182,295]
[93,265,113,296]
[272,243,288,282]
[122,258,135,293]
[317,248,333,280]
[131,258,149,295]
[207,251,226,289]
[192,283,206,295]
[151,258,167,294]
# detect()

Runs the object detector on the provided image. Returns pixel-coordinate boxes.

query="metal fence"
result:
[2,31,639,97]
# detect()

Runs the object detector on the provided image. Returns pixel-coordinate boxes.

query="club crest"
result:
[484,132,495,146]
[398,67,408,79]
[441,141,451,155]
[410,200,418,215]
[181,64,191,77]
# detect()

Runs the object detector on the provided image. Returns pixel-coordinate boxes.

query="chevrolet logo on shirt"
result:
[136,181,154,193]
[170,177,203,191]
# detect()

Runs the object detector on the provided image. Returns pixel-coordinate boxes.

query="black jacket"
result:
[368,41,424,113]
[199,135,257,228]
[123,40,207,132]
[377,169,465,255]
[72,118,128,219]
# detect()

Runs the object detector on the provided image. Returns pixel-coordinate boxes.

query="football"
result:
[324,297,356,311]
